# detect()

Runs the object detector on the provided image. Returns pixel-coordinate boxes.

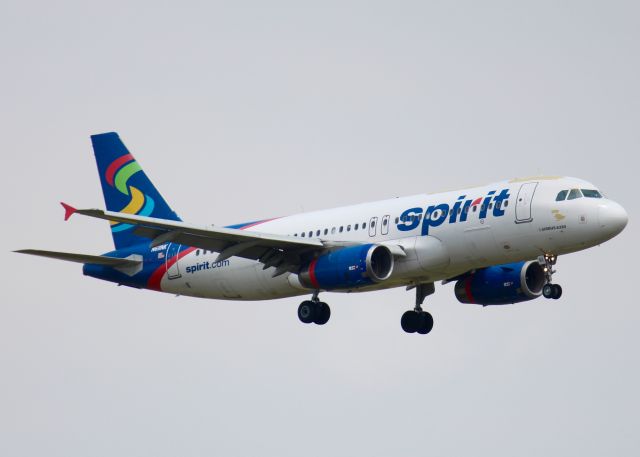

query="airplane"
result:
[15,132,629,334]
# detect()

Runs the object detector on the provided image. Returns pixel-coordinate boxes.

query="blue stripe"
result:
[139,195,155,217]
[111,223,134,232]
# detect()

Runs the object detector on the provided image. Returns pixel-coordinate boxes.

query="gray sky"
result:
[1,1,638,456]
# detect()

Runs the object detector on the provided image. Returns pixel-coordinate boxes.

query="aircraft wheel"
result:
[313,302,331,325]
[542,283,554,299]
[552,284,563,300]
[401,310,418,333]
[298,300,316,324]
[416,312,434,335]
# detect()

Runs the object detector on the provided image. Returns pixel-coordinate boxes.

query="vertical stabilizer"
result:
[91,132,181,249]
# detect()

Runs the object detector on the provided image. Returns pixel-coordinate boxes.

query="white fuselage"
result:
[158,176,627,300]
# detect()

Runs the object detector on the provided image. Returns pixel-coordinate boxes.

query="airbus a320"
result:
[16,133,628,334]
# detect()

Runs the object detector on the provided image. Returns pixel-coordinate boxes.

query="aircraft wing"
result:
[14,249,141,267]
[63,203,327,276]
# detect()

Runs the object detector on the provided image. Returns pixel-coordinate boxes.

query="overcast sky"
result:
[1,1,638,456]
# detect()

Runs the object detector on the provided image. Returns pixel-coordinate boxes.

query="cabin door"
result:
[515,182,538,224]
[166,243,183,279]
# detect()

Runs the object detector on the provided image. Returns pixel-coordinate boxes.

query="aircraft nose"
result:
[598,201,628,237]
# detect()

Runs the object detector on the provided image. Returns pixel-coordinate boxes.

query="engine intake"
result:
[299,244,394,290]
[454,260,546,305]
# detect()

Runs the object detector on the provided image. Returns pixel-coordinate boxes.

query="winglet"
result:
[60,202,77,221]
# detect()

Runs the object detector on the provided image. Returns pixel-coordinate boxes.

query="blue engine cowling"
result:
[454,261,546,305]
[299,244,394,290]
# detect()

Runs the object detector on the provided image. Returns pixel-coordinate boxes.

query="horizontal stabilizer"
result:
[14,249,142,267]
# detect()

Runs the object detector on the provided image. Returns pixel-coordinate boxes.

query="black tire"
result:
[542,283,554,299]
[298,300,316,324]
[416,312,434,335]
[552,284,563,300]
[401,311,418,333]
[314,302,331,325]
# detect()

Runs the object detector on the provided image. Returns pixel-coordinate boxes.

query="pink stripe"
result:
[239,217,280,230]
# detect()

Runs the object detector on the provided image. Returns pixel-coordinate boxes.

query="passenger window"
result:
[339,226,344,233]
[395,217,399,224]
[581,189,603,198]
[504,200,509,207]
[355,223,359,230]
[347,225,351,231]
[383,219,388,226]
[556,190,568,201]
[316,230,320,236]
[371,220,376,228]
[567,189,582,200]
[308,231,313,237]
[472,206,477,212]
[363,221,366,228]
[301,232,305,237]
[324,228,328,235]
[331,227,336,234]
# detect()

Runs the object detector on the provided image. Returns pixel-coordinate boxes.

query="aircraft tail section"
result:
[91,132,181,249]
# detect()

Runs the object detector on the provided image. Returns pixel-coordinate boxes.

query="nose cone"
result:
[598,201,628,238]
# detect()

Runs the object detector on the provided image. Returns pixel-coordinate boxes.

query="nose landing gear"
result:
[401,283,435,334]
[539,254,563,300]
[297,290,331,325]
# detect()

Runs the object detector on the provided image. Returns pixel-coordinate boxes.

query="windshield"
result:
[581,189,603,198]
[567,189,582,200]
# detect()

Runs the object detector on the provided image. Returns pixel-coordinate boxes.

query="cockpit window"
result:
[581,189,603,198]
[567,188,582,200]
[556,190,568,201]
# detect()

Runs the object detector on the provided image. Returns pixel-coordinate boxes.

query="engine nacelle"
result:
[454,261,546,305]
[299,244,394,290]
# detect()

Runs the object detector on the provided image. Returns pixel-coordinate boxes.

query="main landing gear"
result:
[297,290,331,326]
[539,253,563,300]
[401,283,435,335]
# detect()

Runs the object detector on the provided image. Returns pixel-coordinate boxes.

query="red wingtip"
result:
[60,202,77,221]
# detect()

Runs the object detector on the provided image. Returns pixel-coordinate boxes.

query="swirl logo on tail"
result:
[105,154,155,232]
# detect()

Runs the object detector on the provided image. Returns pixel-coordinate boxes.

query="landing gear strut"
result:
[401,283,435,334]
[298,290,331,325]
[539,254,563,300]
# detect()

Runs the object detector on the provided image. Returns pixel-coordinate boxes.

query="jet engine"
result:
[454,261,546,305]
[299,244,393,290]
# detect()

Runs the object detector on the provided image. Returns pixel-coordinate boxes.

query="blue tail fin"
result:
[91,132,181,250]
